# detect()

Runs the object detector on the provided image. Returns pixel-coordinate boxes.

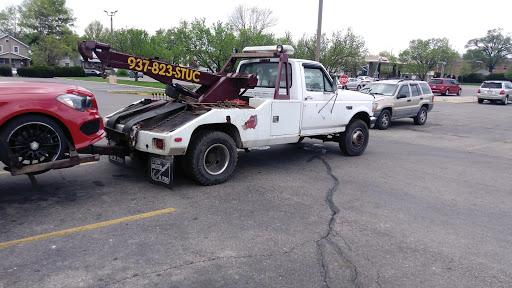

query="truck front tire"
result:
[185,131,238,186]
[339,119,369,156]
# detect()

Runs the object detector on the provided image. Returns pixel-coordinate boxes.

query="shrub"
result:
[15,65,86,78]
[0,65,13,76]
[464,73,484,84]
[457,76,463,83]
[434,72,441,78]
[116,69,129,77]
[485,73,506,81]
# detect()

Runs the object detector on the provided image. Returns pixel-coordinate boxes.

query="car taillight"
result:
[500,90,505,95]
[477,89,480,93]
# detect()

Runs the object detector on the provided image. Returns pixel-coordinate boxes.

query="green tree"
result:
[83,20,110,43]
[465,28,512,73]
[31,34,71,65]
[113,28,153,57]
[399,38,459,80]
[157,19,238,72]
[19,0,75,39]
[0,4,24,39]
[322,28,367,76]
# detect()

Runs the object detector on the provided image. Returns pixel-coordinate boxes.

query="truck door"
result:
[301,64,342,133]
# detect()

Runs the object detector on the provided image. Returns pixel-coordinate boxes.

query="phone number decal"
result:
[127,56,200,82]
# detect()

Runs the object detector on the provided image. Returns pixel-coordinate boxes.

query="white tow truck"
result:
[77,42,376,188]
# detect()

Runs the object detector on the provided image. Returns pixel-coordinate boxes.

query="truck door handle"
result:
[407,99,411,102]
[305,96,313,100]
[420,97,423,100]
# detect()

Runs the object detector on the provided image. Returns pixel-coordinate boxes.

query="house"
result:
[0,34,31,68]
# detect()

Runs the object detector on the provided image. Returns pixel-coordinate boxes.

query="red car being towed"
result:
[0,81,105,169]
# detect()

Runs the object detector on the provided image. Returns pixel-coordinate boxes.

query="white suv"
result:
[477,80,512,105]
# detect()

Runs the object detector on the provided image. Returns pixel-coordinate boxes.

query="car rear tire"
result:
[0,115,68,171]
[457,89,461,96]
[503,96,508,105]
[357,85,361,91]
[376,110,391,130]
[414,107,428,125]
[339,119,369,156]
[184,130,238,186]
[477,98,484,104]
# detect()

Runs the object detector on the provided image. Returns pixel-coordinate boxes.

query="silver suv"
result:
[477,80,512,105]
[360,79,435,130]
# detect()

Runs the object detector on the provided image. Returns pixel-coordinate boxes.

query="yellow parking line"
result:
[467,139,512,150]
[0,207,176,250]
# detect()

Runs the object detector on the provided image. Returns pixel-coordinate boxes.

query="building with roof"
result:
[0,34,31,68]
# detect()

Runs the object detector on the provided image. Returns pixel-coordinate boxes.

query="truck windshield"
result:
[239,62,292,88]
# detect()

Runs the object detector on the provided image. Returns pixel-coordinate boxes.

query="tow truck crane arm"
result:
[78,40,258,103]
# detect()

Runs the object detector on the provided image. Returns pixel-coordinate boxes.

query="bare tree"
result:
[0,4,24,39]
[228,5,277,33]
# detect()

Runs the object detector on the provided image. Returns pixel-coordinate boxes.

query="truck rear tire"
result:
[339,119,369,156]
[185,131,238,186]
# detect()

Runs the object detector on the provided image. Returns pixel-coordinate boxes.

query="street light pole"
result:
[315,0,323,62]
[104,10,117,47]
[104,10,118,80]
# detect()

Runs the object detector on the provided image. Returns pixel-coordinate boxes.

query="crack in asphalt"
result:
[103,153,365,288]
[308,155,361,288]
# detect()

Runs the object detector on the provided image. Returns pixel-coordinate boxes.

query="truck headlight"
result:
[57,94,93,111]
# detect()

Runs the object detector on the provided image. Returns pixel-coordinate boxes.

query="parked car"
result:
[0,82,105,170]
[428,78,461,95]
[11,68,17,76]
[360,79,434,130]
[476,80,512,105]
[84,69,101,77]
[340,78,362,90]
[357,75,374,87]
[129,71,144,78]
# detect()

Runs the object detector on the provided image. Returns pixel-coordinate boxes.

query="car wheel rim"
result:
[351,128,365,149]
[381,114,389,127]
[7,122,62,165]
[203,144,229,175]
[420,111,426,122]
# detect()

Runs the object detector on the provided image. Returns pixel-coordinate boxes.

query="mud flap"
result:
[148,154,174,189]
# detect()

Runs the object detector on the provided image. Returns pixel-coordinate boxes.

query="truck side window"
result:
[239,62,292,88]
[304,67,334,92]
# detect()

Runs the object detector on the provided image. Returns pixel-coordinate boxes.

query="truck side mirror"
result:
[398,94,408,99]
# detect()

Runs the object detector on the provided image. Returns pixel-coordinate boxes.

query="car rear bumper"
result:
[477,94,506,101]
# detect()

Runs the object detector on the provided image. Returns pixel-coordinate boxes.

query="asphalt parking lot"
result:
[0,78,511,288]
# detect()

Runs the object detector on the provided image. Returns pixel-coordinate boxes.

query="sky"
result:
[2,0,512,56]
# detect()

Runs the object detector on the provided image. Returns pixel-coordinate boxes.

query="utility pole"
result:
[104,10,118,82]
[315,0,323,62]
